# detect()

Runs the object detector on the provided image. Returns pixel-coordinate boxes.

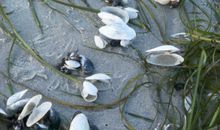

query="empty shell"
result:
[64,60,81,70]
[18,94,42,120]
[26,102,52,127]
[69,113,90,130]
[124,7,139,19]
[7,89,28,106]
[154,0,170,5]
[81,81,98,102]
[146,45,180,54]
[85,73,111,83]
[94,35,108,49]
[98,12,124,25]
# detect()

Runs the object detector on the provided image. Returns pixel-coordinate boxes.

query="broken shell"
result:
[7,89,28,106]
[146,53,184,66]
[154,0,170,5]
[99,23,136,40]
[6,98,30,112]
[79,55,95,75]
[123,7,139,19]
[98,12,124,25]
[145,45,180,54]
[94,35,108,49]
[85,73,111,83]
[69,112,90,130]
[18,94,42,120]
[81,81,98,102]
[100,6,129,23]
[120,40,130,47]
[26,102,52,127]
[64,60,81,70]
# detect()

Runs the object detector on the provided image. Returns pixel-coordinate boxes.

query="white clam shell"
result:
[120,40,130,47]
[85,73,111,83]
[154,0,170,5]
[98,12,124,25]
[146,45,180,54]
[99,23,136,40]
[124,7,139,19]
[18,94,42,120]
[26,102,52,127]
[101,6,129,23]
[69,113,90,130]
[7,89,28,106]
[94,35,108,49]
[65,60,81,70]
[81,81,98,102]
[146,53,184,67]
[6,98,30,112]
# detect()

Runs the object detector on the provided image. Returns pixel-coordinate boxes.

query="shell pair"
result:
[80,73,111,102]
[145,45,184,67]
[94,6,138,49]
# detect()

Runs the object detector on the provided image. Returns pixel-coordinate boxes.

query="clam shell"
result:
[7,89,28,106]
[99,23,136,40]
[65,60,81,70]
[146,53,184,67]
[145,45,180,54]
[6,98,30,112]
[154,0,170,5]
[26,102,52,127]
[120,40,130,47]
[85,73,111,83]
[69,113,90,130]
[100,6,129,23]
[124,7,139,19]
[81,81,98,102]
[94,35,108,49]
[18,94,42,120]
[98,12,124,25]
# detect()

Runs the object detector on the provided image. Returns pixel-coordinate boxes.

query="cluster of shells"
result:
[94,0,139,48]
[0,89,60,130]
[59,51,111,102]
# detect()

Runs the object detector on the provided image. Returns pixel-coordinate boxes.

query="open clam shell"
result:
[146,53,184,67]
[85,73,111,83]
[154,0,170,5]
[26,102,52,127]
[123,7,139,19]
[69,113,90,130]
[81,81,98,102]
[7,89,28,106]
[99,23,136,40]
[98,12,124,25]
[145,45,180,54]
[100,6,129,23]
[94,35,108,49]
[18,94,42,120]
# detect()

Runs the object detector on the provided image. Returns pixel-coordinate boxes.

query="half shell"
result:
[94,35,108,49]
[81,81,98,102]
[124,7,139,19]
[98,12,124,25]
[26,102,52,127]
[64,60,81,70]
[7,89,28,106]
[85,73,111,83]
[145,45,180,54]
[6,98,30,112]
[18,94,42,120]
[146,53,184,67]
[99,23,136,40]
[154,0,170,5]
[69,113,90,130]
[101,6,129,23]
